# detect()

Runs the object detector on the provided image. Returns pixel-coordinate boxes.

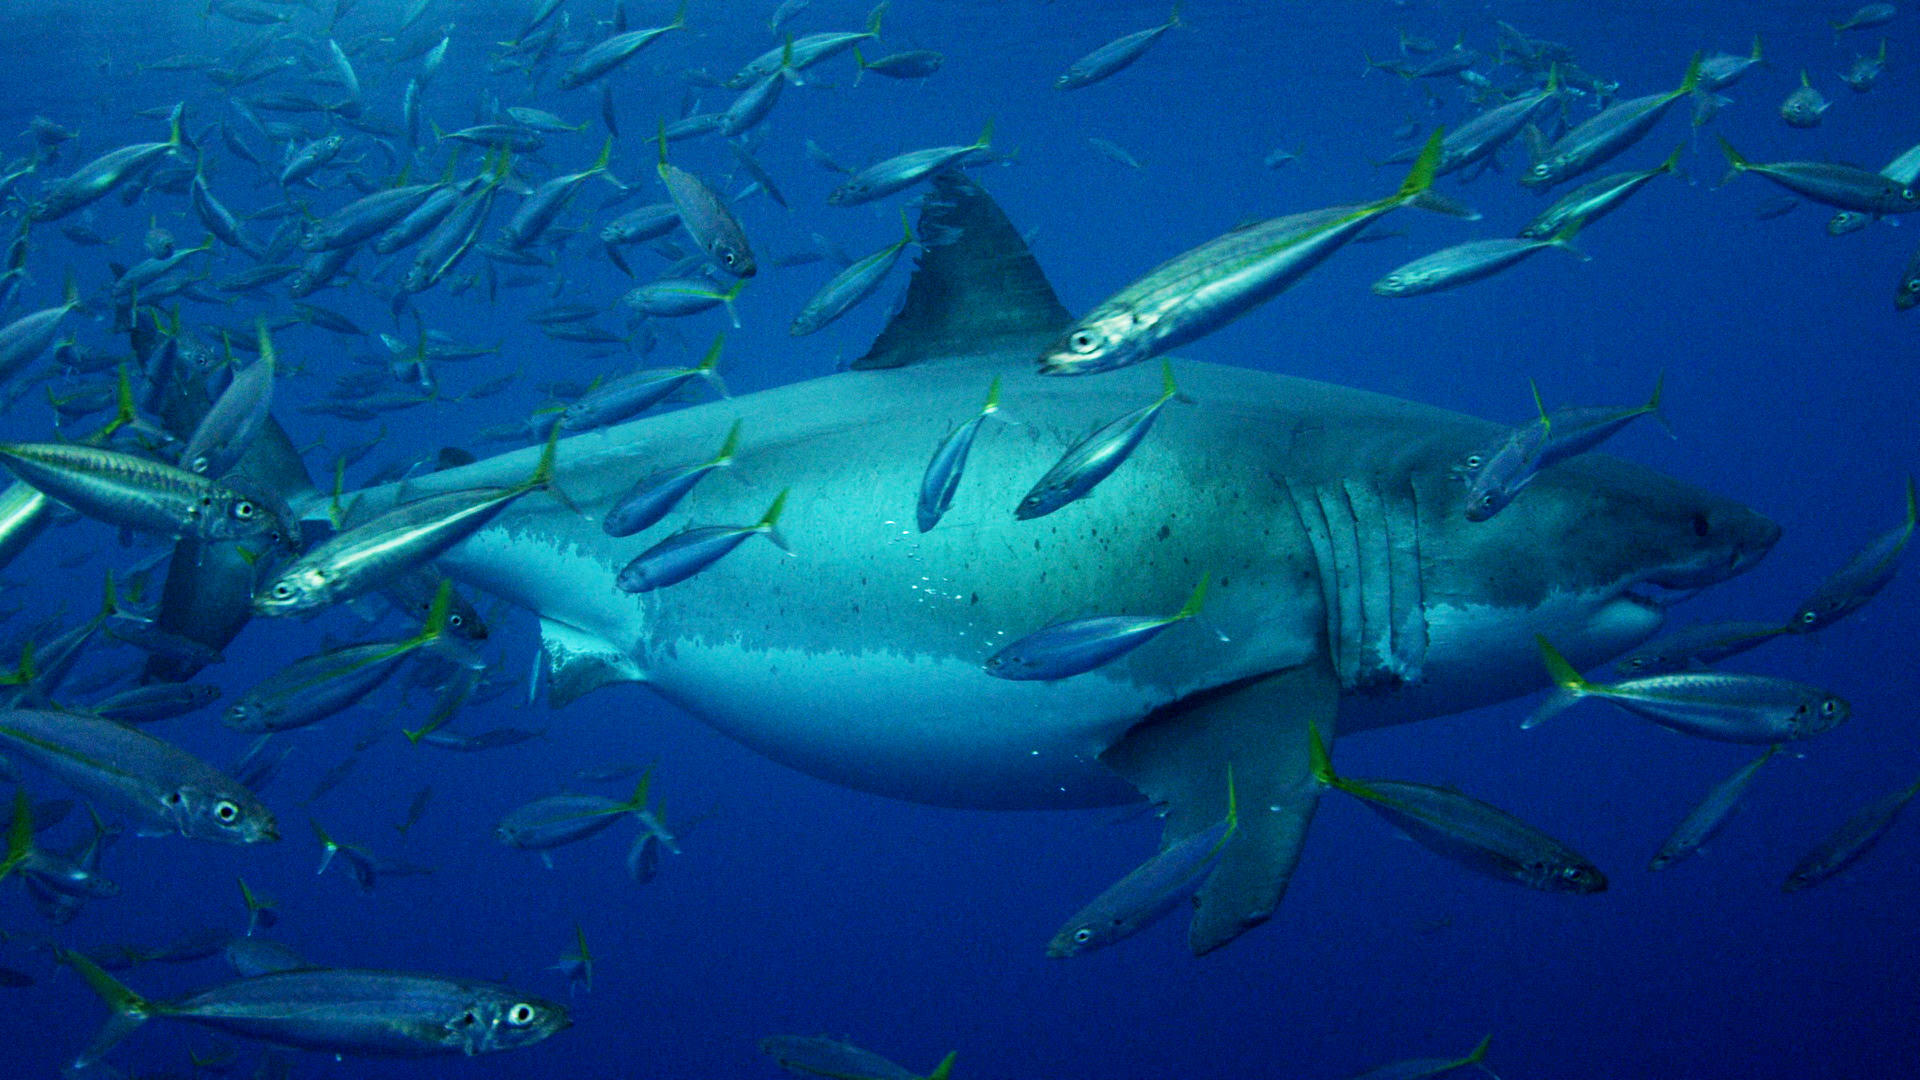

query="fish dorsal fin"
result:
[852,173,1072,370]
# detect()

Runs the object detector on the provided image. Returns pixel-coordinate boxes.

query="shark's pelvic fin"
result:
[852,173,1073,371]
[540,617,643,708]
[1100,661,1339,955]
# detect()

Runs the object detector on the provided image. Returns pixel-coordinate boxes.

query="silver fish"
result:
[616,489,790,593]
[1055,5,1183,90]
[1650,746,1778,871]
[1786,477,1915,633]
[59,951,567,1067]
[603,420,740,538]
[1528,638,1848,744]
[1016,360,1178,520]
[1782,775,1920,892]
[1048,769,1235,957]
[0,707,276,843]
[987,575,1206,681]
[915,377,1002,532]
[1311,722,1606,894]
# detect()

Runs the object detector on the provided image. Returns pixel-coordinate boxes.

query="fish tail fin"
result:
[1675,51,1702,97]
[1750,34,1765,62]
[1219,763,1238,840]
[1158,356,1181,404]
[899,206,916,248]
[0,638,39,687]
[97,567,119,623]
[623,768,654,814]
[1524,636,1592,729]
[981,374,1002,416]
[1545,62,1560,93]
[866,0,887,36]
[1464,1033,1493,1065]
[412,580,453,647]
[711,419,742,465]
[923,1051,958,1080]
[756,487,792,553]
[58,947,155,1071]
[698,331,731,396]
[0,788,31,882]
[974,118,995,149]
[1172,572,1209,622]
[670,0,688,29]
[1166,2,1183,29]
[1548,217,1585,259]
[166,105,184,151]
[655,120,669,175]
[1395,128,1443,203]
[525,423,576,513]
[1306,719,1337,787]
[95,365,137,443]
[1715,136,1755,187]
[590,135,613,175]
[1645,372,1675,438]
[852,45,868,86]
[311,818,338,874]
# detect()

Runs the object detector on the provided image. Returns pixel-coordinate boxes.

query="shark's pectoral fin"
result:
[540,617,643,708]
[1100,661,1339,955]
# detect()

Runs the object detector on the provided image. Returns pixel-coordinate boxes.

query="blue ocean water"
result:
[0,1,1914,1077]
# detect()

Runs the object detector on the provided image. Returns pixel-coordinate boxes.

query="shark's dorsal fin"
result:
[852,173,1072,370]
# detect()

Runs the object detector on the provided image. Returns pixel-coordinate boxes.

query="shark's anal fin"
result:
[1100,661,1339,955]
[540,617,643,708]
[851,173,1073,370]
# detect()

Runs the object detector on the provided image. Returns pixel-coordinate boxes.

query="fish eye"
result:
[1559,865,1584,881]
[1528,164,1548,177]
[1691,512,1710,538]
[1069,331,1099,354]
[1798,610,1818,625]
[165,790,185,806]
[1463,455,1483,469]
[214,800,239,823]
[459,1011,478,1027]
[1820,699,1838,715]
[272,583,293,599]
[506,1003,536,1026]
[1072,928,1094,944]
[449,613,464,627]
[720,250,738,267]
[234,500,255,519]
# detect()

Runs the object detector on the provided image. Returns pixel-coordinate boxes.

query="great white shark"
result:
[158,175,1780,955]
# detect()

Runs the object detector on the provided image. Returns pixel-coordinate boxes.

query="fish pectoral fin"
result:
[1099,660,1339,955]
[539,617,643,708]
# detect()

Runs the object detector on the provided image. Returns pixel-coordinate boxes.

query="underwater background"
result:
[0,1,1915,1077]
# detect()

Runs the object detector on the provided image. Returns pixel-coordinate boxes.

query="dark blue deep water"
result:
[0,1,1915,1077]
